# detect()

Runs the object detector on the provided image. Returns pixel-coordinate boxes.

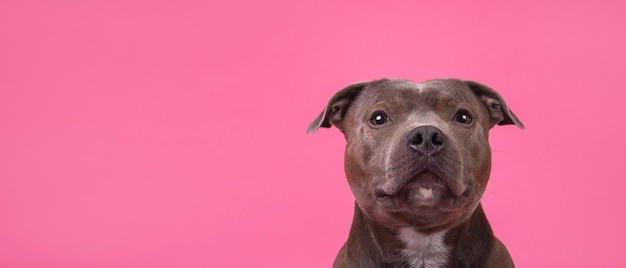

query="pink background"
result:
[1,0,625,267]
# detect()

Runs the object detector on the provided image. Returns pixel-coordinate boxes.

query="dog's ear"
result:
[465,80,524,129]
[307,81,369,134]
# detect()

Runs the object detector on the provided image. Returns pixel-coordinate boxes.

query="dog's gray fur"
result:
[309,78,523,268]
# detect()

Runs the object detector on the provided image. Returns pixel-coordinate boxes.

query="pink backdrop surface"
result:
[1,0,625,267]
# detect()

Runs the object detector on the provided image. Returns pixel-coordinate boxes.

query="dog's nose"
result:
[407,126,446,155]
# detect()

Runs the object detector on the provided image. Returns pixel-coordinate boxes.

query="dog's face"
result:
[309,79,523,233]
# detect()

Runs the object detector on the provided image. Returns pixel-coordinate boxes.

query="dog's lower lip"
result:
[375,172,451,199]
[408,174,449,194]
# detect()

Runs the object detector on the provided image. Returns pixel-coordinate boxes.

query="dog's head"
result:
[309,79,523,232]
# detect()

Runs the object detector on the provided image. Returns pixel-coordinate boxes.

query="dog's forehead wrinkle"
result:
[405,112,450,133]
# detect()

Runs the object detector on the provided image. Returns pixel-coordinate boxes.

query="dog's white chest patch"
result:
[398,228,450,268]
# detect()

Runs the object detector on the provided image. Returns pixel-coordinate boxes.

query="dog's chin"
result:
[375,173,466,211]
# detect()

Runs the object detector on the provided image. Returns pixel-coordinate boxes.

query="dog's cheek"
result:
[464,131,492,192]
[344,142,374,189]
[346,123,377,164]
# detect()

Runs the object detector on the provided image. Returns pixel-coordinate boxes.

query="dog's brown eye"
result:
[454,111,472,125]
[370,112,389,126]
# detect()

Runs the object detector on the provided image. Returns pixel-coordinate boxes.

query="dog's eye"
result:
[370,112,389,126]
[453,111,473,125]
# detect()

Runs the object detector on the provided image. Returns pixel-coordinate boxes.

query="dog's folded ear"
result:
[307,81,369,134]
[465,80,525,129]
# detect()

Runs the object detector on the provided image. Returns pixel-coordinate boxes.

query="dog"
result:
[308,78,523,268]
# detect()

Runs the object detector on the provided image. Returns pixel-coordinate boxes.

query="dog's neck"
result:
[340,203,496,268]
[397,228,450,268]
[343,204,451,268]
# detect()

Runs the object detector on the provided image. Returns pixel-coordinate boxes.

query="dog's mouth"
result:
[374,172,468,208]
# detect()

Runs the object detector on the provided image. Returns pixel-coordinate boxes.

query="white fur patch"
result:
[398,228,450,268]
[418,188,434,199]
[417,82,424,92]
